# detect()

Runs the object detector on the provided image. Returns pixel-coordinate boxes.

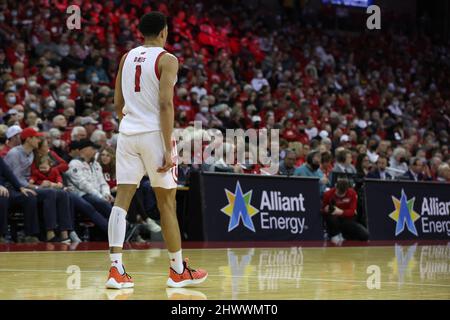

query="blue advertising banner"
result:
[365,180,450,240]
[192,172,323,241]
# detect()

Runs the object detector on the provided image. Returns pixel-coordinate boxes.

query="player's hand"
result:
[0,186,9,197]
[157,150,175,173]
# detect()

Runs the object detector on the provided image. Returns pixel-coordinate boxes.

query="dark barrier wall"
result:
[187,172,324,241]
[365,179,450,240]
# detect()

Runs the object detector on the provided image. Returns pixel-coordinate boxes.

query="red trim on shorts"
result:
[155,51,167,80]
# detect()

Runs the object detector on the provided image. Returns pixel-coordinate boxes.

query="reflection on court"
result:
[0,243,449,299]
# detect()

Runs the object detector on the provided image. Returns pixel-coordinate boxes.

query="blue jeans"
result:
[82,194,112,224]
[7,189,40,236]
[69,193,109,232]
[36,189,72,231]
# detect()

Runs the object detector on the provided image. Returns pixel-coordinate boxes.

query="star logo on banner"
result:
[389,190,420,236]
[221,181,259,232]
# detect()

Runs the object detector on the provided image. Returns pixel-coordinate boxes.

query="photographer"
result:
[321,178,369,243]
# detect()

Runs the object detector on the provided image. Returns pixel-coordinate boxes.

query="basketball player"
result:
[106,12,207,289]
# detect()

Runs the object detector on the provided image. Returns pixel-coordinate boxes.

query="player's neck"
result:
[143,38,163,48]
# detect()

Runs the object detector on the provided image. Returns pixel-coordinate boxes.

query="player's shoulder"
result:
[160,52,178,65]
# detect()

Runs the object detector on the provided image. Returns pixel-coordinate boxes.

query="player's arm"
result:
[157,53,178,173]
[114,53,127,121]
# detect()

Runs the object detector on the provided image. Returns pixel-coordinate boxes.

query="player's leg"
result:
[153,184,207,288]
[106,133,144,289]
[143,131,207,287]
[153,187,181,264]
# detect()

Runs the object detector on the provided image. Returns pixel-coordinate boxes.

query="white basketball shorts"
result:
[116,131,178,189]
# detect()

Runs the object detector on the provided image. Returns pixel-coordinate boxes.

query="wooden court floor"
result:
[0,243,449,300]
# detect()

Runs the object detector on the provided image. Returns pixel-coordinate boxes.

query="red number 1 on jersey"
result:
[134,65,142,92]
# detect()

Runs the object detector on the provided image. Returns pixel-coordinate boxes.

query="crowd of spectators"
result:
[0,0,448,243]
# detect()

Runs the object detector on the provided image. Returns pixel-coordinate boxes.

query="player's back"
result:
[120,46,166,135]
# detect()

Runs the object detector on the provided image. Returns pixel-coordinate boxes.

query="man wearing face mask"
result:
[48,128,67,159]
[3,90,17,110]
[38,66,55,86]
[294,150,329,194]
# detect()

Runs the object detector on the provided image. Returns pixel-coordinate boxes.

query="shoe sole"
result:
[105,278,135,289]
[166,274,208,288]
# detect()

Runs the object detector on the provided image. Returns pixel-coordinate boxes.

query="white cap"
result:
[340,134,350,143]
[6,125,22,139]
[319,130,329,139]
[251,115,262,123]
[355,120,367,129]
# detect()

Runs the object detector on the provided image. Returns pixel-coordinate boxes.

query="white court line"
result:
[0,268,449,289]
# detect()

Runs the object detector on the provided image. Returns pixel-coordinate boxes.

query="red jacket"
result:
[30,167,62,185]
[321,188,358,218]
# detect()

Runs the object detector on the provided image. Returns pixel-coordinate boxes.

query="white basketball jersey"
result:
[119,46,172,135]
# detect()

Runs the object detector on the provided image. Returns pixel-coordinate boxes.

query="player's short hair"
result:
[138,12,167,37]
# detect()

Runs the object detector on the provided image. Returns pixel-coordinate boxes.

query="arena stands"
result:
[0,0,448,244]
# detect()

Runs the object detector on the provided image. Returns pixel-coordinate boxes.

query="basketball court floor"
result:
[0,241,449,300]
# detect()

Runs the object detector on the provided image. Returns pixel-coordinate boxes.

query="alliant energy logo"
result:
[222,181,307,234]
[389,190,450,237]
[221,182,259,232]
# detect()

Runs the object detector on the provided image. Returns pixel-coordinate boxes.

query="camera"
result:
[328,199,336,215]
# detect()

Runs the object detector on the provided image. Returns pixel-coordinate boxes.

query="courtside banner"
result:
[365,179,450,240]
[196,172,323,241]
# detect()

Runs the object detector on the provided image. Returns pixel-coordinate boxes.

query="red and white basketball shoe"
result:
[105,266,134,289]
[166,258,208,288]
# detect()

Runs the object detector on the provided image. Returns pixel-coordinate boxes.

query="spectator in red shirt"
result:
[321,178,369,243]
[6,41,28,67]
[30,155,63,188]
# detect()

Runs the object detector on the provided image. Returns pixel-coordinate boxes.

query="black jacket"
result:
[367,170,393,180]
[398,170,430,182]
